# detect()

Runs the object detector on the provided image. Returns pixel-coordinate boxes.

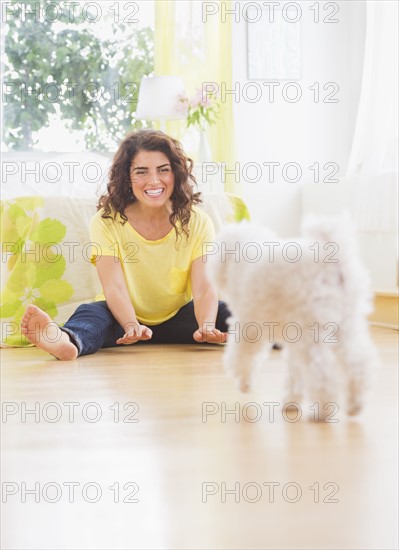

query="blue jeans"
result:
[60,300,231,357]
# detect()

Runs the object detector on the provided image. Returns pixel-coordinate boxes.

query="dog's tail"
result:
[301,214,354,247]
[302,215,374,316]
[301,214,362,266]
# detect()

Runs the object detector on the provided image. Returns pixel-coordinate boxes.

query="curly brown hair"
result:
[98,129,202,239]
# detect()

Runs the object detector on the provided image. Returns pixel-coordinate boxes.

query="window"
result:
[2,0,155,152]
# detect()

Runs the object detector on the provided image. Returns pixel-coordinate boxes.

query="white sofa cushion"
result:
[1,193,249,346]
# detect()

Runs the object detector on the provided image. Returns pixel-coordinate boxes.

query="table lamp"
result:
[136,75,186,130]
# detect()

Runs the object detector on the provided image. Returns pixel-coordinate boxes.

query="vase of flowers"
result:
[177,89,220,162]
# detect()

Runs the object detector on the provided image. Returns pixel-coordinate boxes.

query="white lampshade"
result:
[136,76,186,121]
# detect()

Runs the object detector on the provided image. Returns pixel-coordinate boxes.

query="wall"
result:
[232,0,366,235]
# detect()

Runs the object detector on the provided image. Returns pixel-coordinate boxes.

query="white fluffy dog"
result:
[207,218,378,418]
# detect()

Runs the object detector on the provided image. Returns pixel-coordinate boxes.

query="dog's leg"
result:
[306,343,339,422]
[337,322,377,416]
[223,335,265,393]
[284,347,304,407]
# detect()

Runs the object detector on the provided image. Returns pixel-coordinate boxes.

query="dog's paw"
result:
[347,402,363,416]
[284,394,303,408]
[237,376,251,393]
[284,401,301,412]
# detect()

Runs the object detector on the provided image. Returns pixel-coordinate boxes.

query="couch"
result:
[1,184,250,347]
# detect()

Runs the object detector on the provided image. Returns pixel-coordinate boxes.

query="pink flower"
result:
[181,87,220,130]
[189,89,203,108]
[200,95,212,108]
[176,93,189,114]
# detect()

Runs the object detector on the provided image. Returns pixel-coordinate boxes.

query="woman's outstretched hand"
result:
[193,326,228,344]
[116,324,153,345]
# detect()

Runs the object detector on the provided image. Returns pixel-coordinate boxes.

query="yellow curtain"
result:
[154,0,237,192]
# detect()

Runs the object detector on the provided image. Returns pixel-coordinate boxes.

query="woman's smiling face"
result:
[130,150,175,207]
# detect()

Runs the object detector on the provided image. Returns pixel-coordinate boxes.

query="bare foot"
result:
[21,305,78,360]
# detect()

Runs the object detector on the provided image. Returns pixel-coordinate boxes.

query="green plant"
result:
[178,89,220,131]
[3,0,154,151]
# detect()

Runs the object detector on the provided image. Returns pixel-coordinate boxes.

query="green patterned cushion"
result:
[1,196,101,346]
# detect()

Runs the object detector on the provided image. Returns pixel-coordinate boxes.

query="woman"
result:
[21,130,230,360]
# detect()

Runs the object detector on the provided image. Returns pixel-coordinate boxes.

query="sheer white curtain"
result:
[347,0,398,232]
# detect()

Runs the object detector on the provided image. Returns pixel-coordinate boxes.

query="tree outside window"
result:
[2,0,154,151]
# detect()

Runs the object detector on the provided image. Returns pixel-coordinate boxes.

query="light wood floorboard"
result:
[1,326,398,550]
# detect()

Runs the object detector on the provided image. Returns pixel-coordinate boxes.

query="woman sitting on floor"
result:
[21,129,229,359]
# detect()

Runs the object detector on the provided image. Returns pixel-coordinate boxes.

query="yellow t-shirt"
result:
[89,206,215,325]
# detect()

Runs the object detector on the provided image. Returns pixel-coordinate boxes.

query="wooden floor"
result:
[1,326,398,550]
